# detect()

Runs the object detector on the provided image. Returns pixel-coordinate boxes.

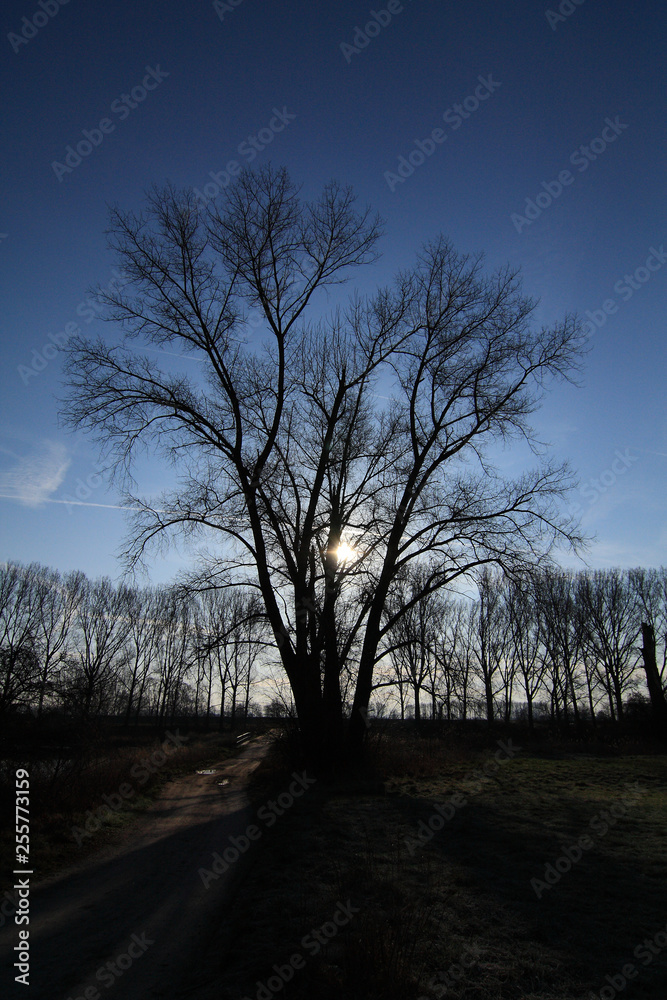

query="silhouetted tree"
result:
[506,573,546,730]
[121,585,164,725]
[577,569,639,719]
[64,577,132,718]
[536,569,584,724]
[0,562,42,716]
[383,566,445,723]
[469,569,508,724]
[630,567,667,683]
[31,567,85,717]
[61,166,586,766]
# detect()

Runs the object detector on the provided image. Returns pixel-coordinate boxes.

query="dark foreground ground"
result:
[204,724,667,1000]
[1,721,666,999]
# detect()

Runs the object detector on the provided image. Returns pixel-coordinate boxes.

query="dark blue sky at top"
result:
[0,0,665,583]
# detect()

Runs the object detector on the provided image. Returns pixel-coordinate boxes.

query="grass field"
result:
[215,727,667,1000]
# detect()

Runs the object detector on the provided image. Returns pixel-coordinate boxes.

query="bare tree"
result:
[63,577,132,718]
[191,597,216,724]
[62,166,586,765]
[120,585,164,725]
[0,562,42,716]
[576,569,640,720]
[383,567,445,723]
[469,569,508,724]
[372,648,410,721]
[535,569,584,724]
[630,566,667,682]
[494,584,518,724]
[191,586,262,728]
[152,589,193,731]
[31,567,85,717]
[434,598,475,721]
[506,573,547,730]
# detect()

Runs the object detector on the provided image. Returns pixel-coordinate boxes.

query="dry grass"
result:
[213,728,667,1000]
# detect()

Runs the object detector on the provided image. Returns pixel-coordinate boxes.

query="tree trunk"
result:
[567,664,580,726]
[205,669,212,728]
[484,674,494,725]
[218,681,226,731]
[613,674,624,720]
[587,680,596,726]
[584,661,597,726]
[291,665,333,768]
[348,602,385,757]
[322,622,344,765]
[124,654,140,728]
[37,659,51,719]
[607,690,616,722]
[641,623,667,731]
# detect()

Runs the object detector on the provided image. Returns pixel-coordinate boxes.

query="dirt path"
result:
[1,736,271,999]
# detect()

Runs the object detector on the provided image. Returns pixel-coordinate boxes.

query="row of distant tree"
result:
[2,560,665,729]
[372,565,667,727]
[0,561,264,726]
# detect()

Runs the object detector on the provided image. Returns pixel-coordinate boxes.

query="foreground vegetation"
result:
[214,725,667,1000]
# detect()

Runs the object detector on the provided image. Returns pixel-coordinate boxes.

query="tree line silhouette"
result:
[376,564,667,728]
[0,561,262,728]
[2,559,665,730]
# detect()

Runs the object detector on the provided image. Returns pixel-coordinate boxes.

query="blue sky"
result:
[1,0,665,584]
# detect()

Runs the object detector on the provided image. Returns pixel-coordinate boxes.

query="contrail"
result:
[138,345,205,362]
[0,495,154,512]
[0,495,198,518]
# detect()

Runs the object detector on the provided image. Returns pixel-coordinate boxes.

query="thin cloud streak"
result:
[0,495,137,510]
[0,441,70,507]
[0,495,183,516]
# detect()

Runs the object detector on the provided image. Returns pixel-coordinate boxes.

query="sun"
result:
[336,541,357,564]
